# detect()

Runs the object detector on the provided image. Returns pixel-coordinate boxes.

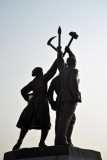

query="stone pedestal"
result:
[4,145,102,160]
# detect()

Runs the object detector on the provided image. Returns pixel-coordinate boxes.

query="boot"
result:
[39,129,48,147]
[39,142,47,147]
[55,118,70,145]
[12,140,22,150]
[67,139,73,147]
[67,114,76,147]
[12,128,28,151]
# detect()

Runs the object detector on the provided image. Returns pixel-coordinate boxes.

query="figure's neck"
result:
[36,74,42,78]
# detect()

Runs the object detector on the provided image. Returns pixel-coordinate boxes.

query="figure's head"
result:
[66,56,76,68]
[32,67,43,77]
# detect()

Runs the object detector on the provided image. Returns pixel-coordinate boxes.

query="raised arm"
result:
[57,47,65,72]
[44,59,57,82]
[65,46,76,58]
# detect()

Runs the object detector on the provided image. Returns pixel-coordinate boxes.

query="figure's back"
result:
[59,67,79,101]
[32,76,47,95]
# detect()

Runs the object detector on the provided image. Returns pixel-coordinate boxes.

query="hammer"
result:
[63,32,78,56]
[47,31,78,56]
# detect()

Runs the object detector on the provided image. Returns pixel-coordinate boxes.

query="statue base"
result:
[4,145,102,160]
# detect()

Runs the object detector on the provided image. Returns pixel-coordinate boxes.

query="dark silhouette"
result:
[48,75,76,146]
[47,31,78,55]
[12,60,57,150]
[55,46,81,145]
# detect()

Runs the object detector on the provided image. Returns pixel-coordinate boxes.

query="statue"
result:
[47,27,81,146]
[4,27,102,160]
[12,27,81,150]
[12,60,57,150]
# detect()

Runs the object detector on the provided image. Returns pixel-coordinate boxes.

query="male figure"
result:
[48,74,76,146]
[12,59,57,150]
[55,46,81,145]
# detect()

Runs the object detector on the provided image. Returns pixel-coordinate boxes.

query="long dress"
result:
[16,60,57,130]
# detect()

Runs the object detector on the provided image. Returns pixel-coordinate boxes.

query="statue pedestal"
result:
[4,145,102,160]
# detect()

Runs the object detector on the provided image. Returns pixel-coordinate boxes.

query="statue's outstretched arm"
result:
[57,47,65,72]
[44,59,57,82]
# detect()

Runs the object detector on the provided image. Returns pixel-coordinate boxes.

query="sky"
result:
[0,0,107,159]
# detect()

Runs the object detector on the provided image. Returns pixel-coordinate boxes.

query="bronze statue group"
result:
[12,27,82,150]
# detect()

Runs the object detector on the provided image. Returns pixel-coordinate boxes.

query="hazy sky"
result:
[0,0,107,160]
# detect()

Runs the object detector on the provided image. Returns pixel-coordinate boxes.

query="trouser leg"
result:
[12,127,28,150]
[18,127,28,142]
[67,114,76,145]
[55,110,60,135]
[55,103,63,136]
[55,102,77,145]
[39,129,49,147]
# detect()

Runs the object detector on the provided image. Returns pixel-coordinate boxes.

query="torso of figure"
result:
[59,67,79,101]
[60,66,79,86]
[31,75,47,96]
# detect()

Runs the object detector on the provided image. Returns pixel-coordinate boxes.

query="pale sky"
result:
[0,0,107,160]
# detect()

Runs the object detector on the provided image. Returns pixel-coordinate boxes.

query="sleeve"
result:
[57,49,65,72]
[68,50,76,58]
[48,78,56,111]
[65,46,76,58]
[44,59,57,82]
[21,82,32,101]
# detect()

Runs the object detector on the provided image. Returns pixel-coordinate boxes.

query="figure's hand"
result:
[65,46,71,53]
[73,92,82,103]
[57,46,62,51]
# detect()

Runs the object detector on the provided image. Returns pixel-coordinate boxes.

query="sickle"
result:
[47,36,57,51]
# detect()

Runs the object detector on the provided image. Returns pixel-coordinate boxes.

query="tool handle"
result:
[63,37,73,56]
[68,37,73,47]
[50,44,57,51]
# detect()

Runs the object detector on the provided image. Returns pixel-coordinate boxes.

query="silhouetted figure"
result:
[48,75,76,146]
[55,46,81,145]
[12,60,57,150]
